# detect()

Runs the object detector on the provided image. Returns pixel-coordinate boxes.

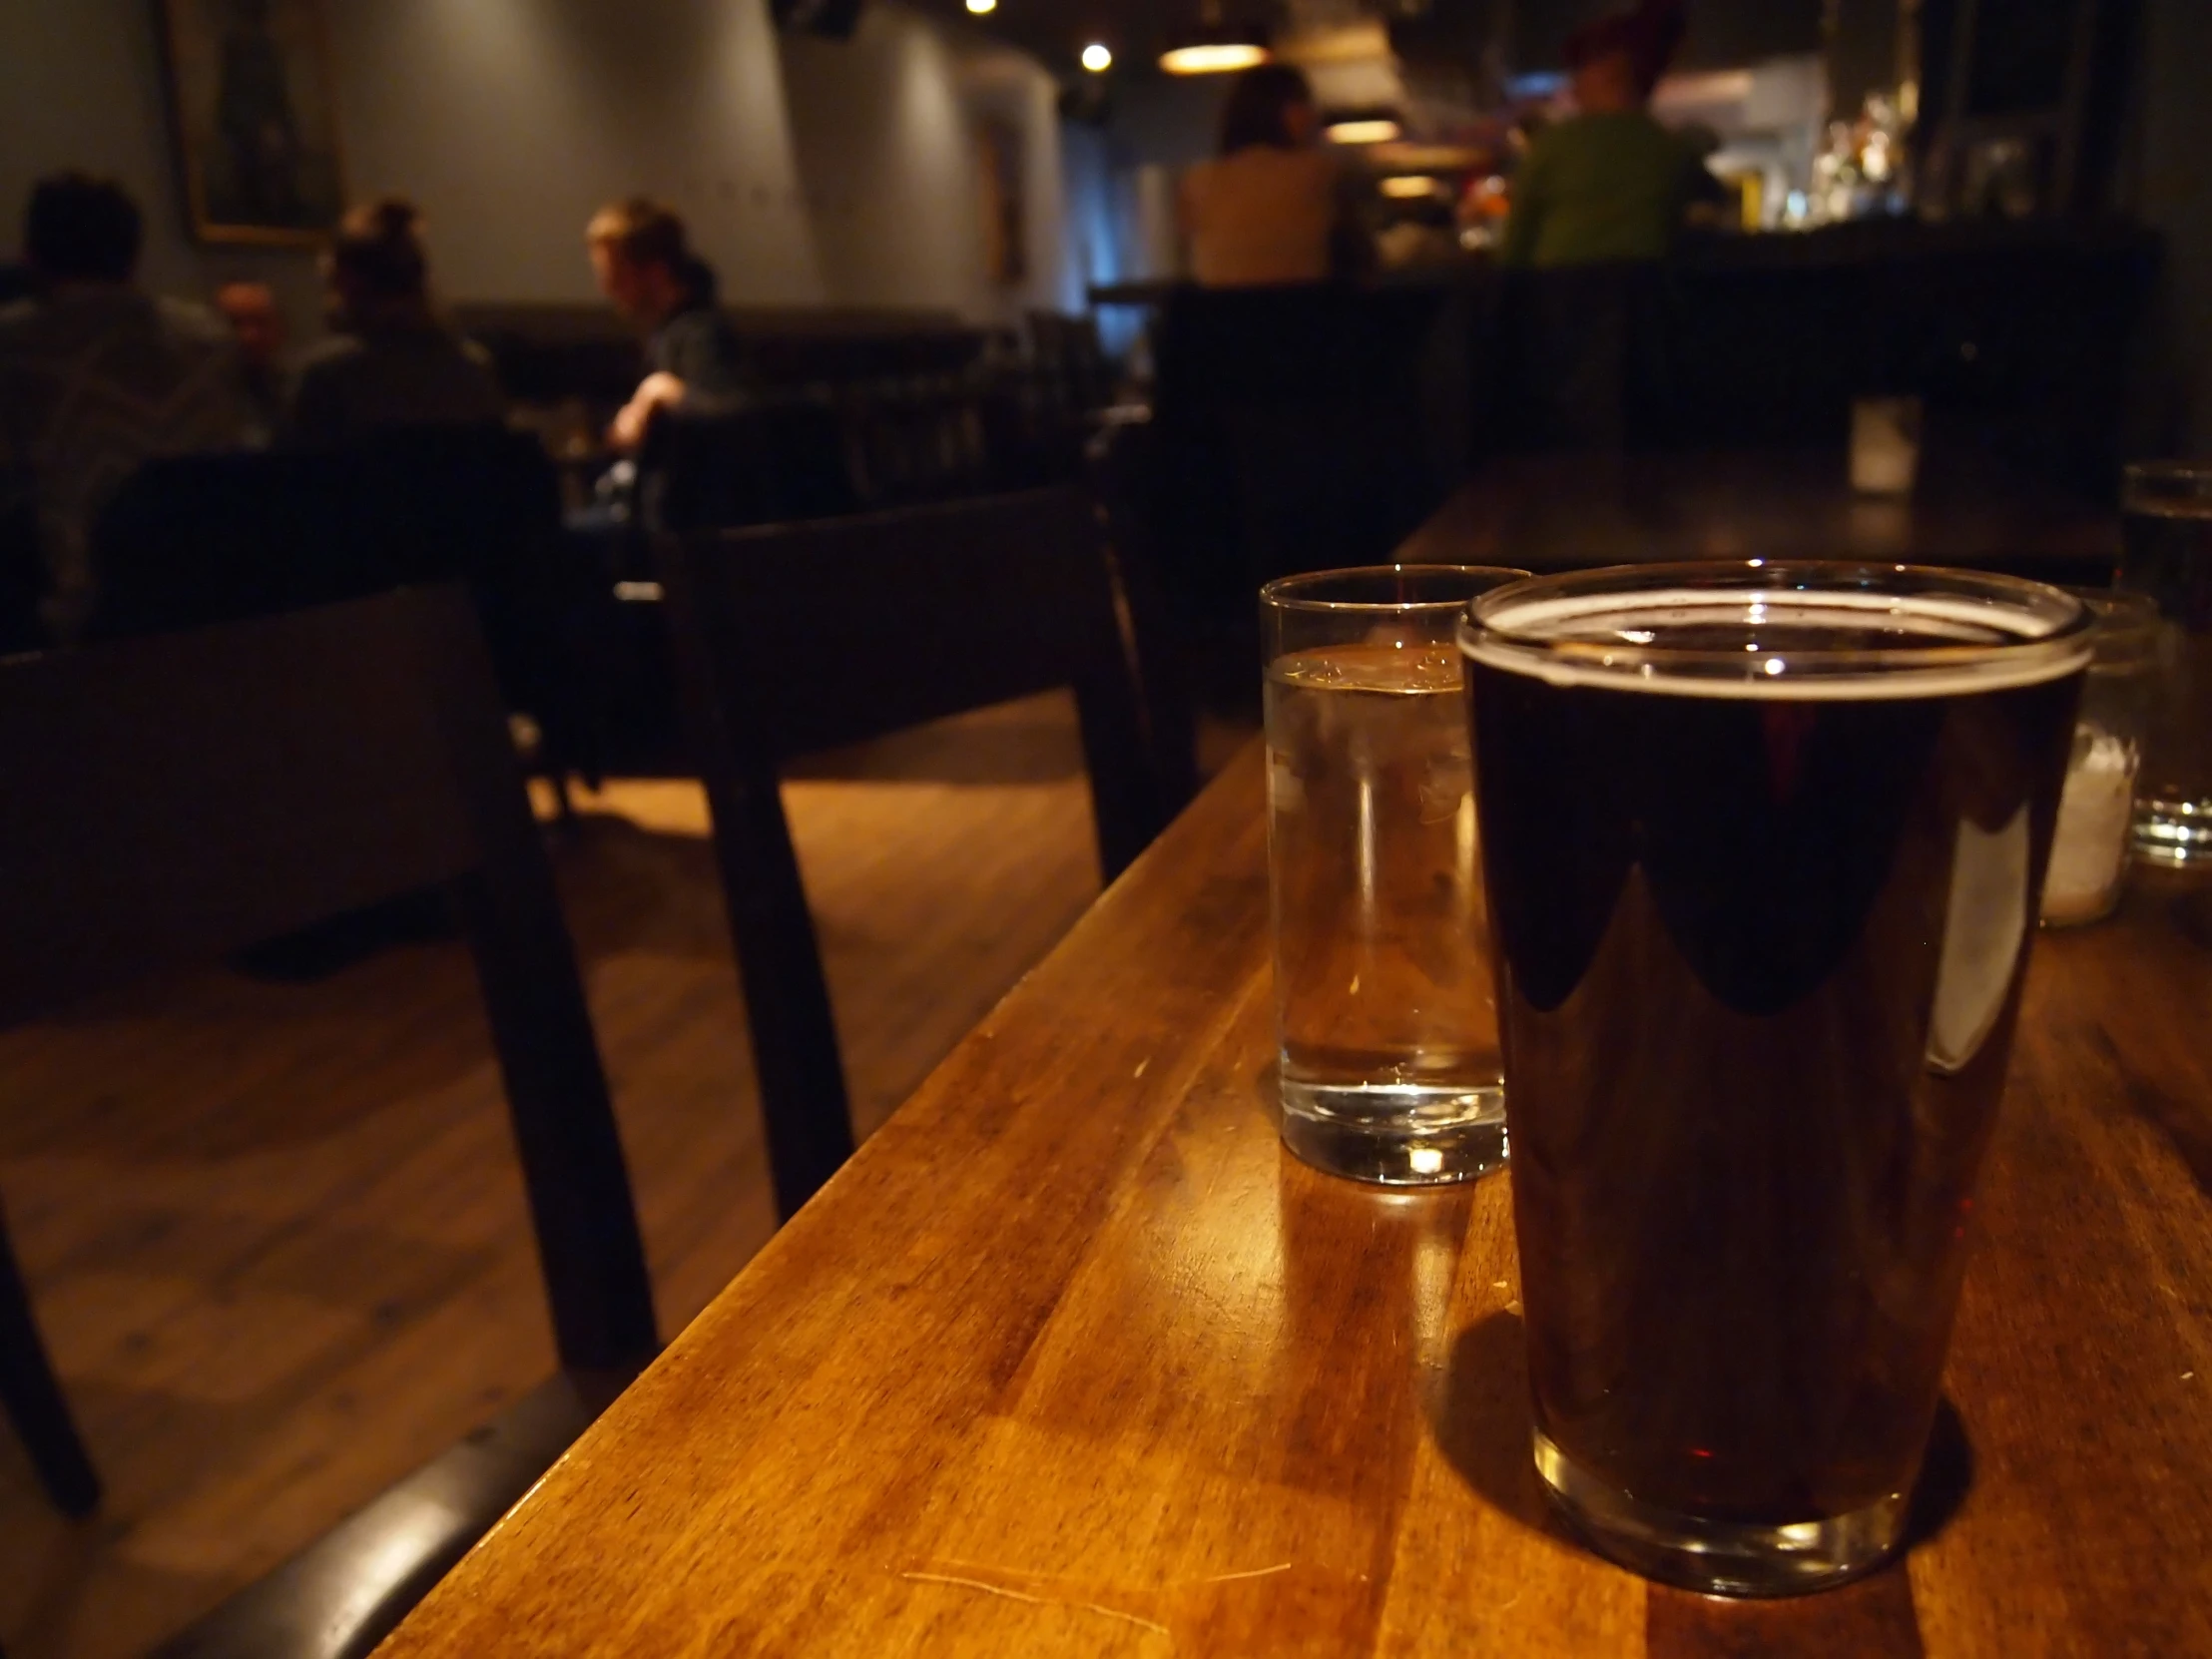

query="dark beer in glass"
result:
[1460,564,2091,1595]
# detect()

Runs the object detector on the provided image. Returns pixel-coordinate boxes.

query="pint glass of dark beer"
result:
[1459,563,2091,1595]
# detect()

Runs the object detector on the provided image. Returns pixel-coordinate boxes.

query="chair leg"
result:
[0,1199,100,1515]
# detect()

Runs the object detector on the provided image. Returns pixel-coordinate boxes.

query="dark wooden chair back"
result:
[0,481,44,655]
[89,448,377,636]
[643,398,859,531]
[88,430,607,792]
[1148,283,1444,640]
[0,588,655,1524]
[658,486,1186,1219]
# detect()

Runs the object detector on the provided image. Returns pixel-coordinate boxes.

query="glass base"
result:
[1278,1079,1505,1186]
[2040,879,2121,927]
[1533,1428,1908,1598]
[2133,798,2212,867]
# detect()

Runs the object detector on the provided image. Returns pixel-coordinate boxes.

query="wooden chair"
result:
[643,397,859,531]
[0,587,655,1646]
[90,430,611,800]
[658,486,1188,1220]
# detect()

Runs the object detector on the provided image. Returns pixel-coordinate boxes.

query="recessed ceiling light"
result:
[1160,41,1269,74]
[965,0,995,13]
[1081,42,1113,72]
[1326,119,1401,145]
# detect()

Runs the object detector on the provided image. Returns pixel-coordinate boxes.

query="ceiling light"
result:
[1326,119,1401,145]
[1381,176,1440,199]
[1160,40,1269,74]
[1081,42,1112,72]
[965,0,995,11]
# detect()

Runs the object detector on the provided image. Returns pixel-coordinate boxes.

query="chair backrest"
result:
[90,426,563,634]
[0,587,655,1370]
[86,430,607,786]
[0,477,45,653]
[90,448,379,637]
[1148,283,1444,619]
[644,398,858,531]
[656,486,1187,1218]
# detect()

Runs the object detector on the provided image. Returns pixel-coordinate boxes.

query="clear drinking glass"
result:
[2120,461,2212,866]
[1460,562,2092,1596]
[1263,565,1528,1186]
[2041,590,2160,926]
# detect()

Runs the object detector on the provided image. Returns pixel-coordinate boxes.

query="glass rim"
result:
[1260,563,1532,615]
[1458,560,2095,696]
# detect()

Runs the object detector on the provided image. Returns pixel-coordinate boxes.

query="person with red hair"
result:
[1499,0,1705,268]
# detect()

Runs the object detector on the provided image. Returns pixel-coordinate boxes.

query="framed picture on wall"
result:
[975,117,1027,286]
[156,0,347,245]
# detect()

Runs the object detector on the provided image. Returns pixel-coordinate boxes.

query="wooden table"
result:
[1394,449,2120,581]
[377,739,2212,1656]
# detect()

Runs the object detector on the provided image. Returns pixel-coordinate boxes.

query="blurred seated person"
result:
[1178,65,1347,288]
[1498,0,1703,269]
[288,197,504,444]
[213,276,288,437]
[586,198,748,451]
[0,171,253,642]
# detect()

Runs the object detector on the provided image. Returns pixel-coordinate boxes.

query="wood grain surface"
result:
[376,742,2212,1658]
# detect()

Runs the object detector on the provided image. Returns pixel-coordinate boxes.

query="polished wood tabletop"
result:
[377,738,2212,1657]
[1394,448,2120,577]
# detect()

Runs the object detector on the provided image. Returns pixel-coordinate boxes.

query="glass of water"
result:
[1262,565,1528,1186]
[2121,461,2212,867]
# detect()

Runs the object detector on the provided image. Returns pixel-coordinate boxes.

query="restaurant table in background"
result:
[375,727,2212,1655]
[1395,448,2120,584]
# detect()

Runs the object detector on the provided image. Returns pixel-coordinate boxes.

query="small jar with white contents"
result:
[2040,590,2160,926]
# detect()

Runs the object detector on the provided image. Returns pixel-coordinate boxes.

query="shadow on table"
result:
[1431,1310,1975,1554]
[1429,1311,1572,1543]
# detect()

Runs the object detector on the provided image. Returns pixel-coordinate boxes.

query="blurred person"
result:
[1498,0,1705,269]
[0,171,254,642]
[1178,64,1347,287]
[586,198,747,451]
[288,196,504,444]
[214,276,287,435]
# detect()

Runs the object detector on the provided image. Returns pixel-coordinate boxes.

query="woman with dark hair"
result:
[1499,0,1706,268]
[586,198,747,451]
[287,196,503,443]
[1177,63,1344,287]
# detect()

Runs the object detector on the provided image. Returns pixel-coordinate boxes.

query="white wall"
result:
[2,0,1071,336]
[782,7,1069,320]
[327,0,824,306]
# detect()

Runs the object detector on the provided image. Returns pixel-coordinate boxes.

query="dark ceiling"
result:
[907,0,1825,84]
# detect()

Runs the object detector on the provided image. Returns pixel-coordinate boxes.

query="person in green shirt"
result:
[1499,0,1703,269]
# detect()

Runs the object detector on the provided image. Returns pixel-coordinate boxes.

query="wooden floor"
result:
[0,692,1140,1659]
